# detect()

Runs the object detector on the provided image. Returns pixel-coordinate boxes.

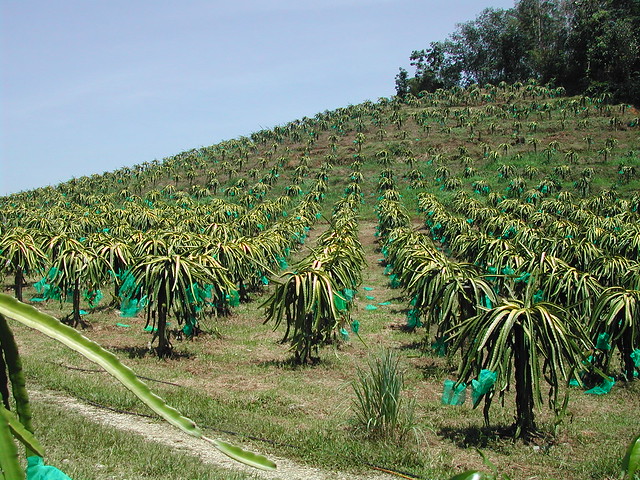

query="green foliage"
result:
[591,288,640,381]
[262,265,343,364]
[402,2,640,104]
[447,288,591,440]
[132,250,235,357]
[622,434,640,479]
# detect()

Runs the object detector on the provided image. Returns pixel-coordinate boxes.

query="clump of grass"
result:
[352,349,416,442]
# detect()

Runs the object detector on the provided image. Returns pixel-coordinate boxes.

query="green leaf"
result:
[0,406,44,457]
[622,434,640,479]
[0,293,276,471]
[0,405,24,480]
[205,437,277,471]
[0,293,199,437]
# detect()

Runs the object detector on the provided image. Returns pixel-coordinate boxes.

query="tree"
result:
[46,236,108,328]
[0,228,46,302]
[398,1,639,104]
[515,0,570,84]
[92,234,134,304]
[447,287,590,440]
[395,68,409,99]
[407,42,457,94]
[263,263,343,364]
[565,0,640,103]
[591,287,640,381]
[132,251,235,357]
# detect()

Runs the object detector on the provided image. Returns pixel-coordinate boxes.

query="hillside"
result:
[1,84,640,480]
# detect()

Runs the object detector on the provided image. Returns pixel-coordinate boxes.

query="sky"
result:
[0,0,516,196]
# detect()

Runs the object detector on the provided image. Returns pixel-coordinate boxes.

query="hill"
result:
[1,84,640,479]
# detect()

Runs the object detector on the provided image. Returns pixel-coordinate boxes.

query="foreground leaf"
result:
[0,406,44,457]
[205,437,277,471]
[622,434,640,479]
[449,470,487,480]
[0,406,23,480]
[0,293,276,471]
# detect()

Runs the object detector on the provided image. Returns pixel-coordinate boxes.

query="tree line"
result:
[396,0,640,105]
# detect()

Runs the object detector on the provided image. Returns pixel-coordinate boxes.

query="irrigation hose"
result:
[51,361,184,387]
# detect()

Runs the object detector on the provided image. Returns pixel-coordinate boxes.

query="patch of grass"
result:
[352,349,417,441]
[29,401,259,480]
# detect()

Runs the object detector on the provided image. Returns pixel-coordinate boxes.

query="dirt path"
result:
[30,389,397,480]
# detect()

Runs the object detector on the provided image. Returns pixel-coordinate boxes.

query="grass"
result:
[28,401,260,480]
[352,349,417,441]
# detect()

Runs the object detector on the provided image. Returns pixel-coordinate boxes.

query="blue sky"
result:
[1,0,515,196]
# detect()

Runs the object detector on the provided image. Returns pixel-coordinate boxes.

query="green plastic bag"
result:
[26,456,72,480]
[406,308,422,328]
[431,336,448,357]
[183,317,197,337]
[365,304,378,311]
[442,380,467,406]
[482,295,493,309]
[118,270,138,300]
[120,295,147,318]
[350,320,360,334]
[340,328,350,341]
[342,289,355,301]
[631,349,640,368]
[226,289,240,307]
[334,294,348,311]
[501,266,515,276]
[471,370,497,407]
[596,332,611,351]
[585,376,615,395]
[533,289,545,303]
[31,268,62,302]
[276,256,288,270]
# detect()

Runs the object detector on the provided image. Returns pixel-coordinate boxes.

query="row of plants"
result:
[262,185,365,364]
[0,184,329,356]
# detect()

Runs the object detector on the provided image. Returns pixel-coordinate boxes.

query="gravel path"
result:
[30,389,397,480]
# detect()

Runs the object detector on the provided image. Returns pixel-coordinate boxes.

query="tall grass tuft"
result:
[352,349,416,441]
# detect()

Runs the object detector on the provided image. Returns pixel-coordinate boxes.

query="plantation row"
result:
[369,168,640,439]
[0,179,330,355]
